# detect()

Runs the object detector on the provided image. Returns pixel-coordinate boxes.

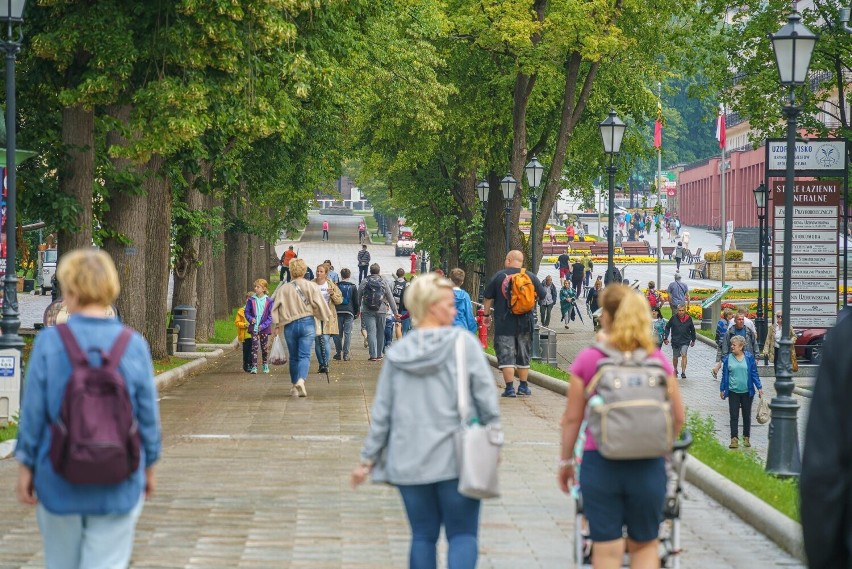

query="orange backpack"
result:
[501,268,537,315]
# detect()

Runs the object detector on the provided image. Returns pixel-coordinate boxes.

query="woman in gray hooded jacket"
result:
[351,273,501,569]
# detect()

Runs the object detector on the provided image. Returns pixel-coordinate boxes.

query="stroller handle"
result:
[673,429,693,452]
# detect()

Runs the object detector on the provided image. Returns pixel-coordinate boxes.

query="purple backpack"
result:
[49,324,141,485]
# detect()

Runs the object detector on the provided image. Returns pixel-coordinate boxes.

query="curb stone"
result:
[484,351,806,563]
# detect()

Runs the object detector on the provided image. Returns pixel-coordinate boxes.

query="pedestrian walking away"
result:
[450,268,477,334]
[235,291,254,372]
[334,268,360,361]
[358,219,367,243]
[559,279,577,329]
[313,264,343,375]
[392,268,412,335]
[539,275,557,328]
[280,245,297,282]
[482,250,546,398]
[645,281,662,310]
[585,277,602,322]
[571,258,585,297]
[801,308,852,569]
[357,244,371,283]
[719,335,762,449]
[557,249,571,282]
[245,279,274,375]
[666,273,688,312]
[352,273,502,569]
[358,263,400,361]
[663,304,696,379]
[581,253,593,288]
[322,219,330,241]
[558,284,685,569]
[270,258,333,397]
[674,241,684,271]
[15,248,162,569]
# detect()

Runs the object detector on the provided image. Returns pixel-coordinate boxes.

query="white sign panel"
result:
[775,279,837,291]
[792,315,838,328]
[768,141,846,171]
[774,242,838,255]
[775,230,839,242]
[773,292,839,303]
[775,217,838,230]
[775,206,838,218]
[789,303,839,316]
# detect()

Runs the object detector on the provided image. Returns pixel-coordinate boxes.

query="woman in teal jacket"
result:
[559,279,577,329]
[720,335,763,449]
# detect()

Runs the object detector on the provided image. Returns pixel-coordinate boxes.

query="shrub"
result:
[687,305,702,319]
[704,250,744,262]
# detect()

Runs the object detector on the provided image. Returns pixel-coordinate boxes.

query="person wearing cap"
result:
[666,273,689,312]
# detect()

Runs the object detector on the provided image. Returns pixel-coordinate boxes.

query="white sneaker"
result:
[290,385,299,397]
[296,378,307,397]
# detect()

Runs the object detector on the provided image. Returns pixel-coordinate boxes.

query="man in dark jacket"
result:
[333,268,359,361]
[356,245,371,283]
[664,304,696,379]
[721,314,759,358]
[570,259,585,297]
[801,309,852,568]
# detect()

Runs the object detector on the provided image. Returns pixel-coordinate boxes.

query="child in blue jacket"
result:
[245,278,274,374]
[450,268,477,334]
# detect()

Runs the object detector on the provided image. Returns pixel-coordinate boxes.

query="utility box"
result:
[172,305,197,353]
[0,349,21,427]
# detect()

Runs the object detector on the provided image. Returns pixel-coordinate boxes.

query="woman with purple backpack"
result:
[15,248,162,569]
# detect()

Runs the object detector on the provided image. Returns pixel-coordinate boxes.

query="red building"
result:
[677,145,766,230]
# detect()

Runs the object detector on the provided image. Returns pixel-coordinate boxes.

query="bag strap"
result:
[292,281,310,306]
[455,332,470,423]
[104,328,134,371]
[56,324,87,367]
[56,324,133,371]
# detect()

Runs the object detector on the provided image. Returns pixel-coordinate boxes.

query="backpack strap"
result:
[56,324,87,367]
[103,328,134,371]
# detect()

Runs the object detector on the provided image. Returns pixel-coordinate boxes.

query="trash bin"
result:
[539,328,558,366]
[172,305,197,352]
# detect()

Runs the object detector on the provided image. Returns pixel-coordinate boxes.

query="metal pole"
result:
[531,194,537,272]
[764,211,771,365]
[756,208,765,351]
[606,157,616,283]
[656,82,663,288]
[0,36,23,357]
[504,202,511,255]
[480,204,487,302]
[766,98,802,477]
[720,144,727,287]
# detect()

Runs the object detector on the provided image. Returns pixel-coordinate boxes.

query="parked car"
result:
[795,328,824,364]
[36,247,57,295]
[399,226,414,239]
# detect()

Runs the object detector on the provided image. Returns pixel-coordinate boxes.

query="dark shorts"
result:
[494,332,531,369]
[579,450,666,542]
[672,344,689,358]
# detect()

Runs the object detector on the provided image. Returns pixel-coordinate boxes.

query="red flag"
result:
[716,105,726,149]
[653,101,662,149]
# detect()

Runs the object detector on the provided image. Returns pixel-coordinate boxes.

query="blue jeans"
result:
[401,314,412,335]
[284,316,315,384]
[384,318,395,352]
[314,333,331,367]
[36,496,144,569]
[362,311,385,359]
[398,479,480,569]
[334,313,354,356]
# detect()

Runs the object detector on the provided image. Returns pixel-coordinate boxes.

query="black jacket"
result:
[664,315,696,347]
[801,311,852,568]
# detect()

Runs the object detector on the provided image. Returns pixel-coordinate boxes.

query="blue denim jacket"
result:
[15,315,162,515]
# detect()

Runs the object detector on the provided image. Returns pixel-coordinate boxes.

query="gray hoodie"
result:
[360,327,501,485]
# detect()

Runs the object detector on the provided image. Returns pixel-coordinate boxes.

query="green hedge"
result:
[704,250,744,262]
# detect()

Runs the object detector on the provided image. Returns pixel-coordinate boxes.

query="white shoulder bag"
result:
[455,333,503,499]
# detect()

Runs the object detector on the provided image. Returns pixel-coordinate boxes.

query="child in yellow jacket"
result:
[235,292,253,372]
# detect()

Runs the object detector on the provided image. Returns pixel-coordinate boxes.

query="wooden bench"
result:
[622,242,651,256]
[661,246,675,259]
[688,261,707,279]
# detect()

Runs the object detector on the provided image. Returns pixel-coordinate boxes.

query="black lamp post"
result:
[476,180,489,302]
[599,110,627,285]
[500,174,517,255]
[766,11,817,477]
[753,182,767,359]
[0,0,26,356]
[525,156,544,270]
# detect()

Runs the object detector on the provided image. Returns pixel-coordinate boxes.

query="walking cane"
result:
[318,321,330,383]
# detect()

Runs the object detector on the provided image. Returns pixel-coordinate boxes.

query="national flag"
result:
[653,101,663,150]
[716,104,726,150]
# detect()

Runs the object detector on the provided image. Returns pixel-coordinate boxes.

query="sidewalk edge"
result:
[155,340,235,392]
[484,352,805,562]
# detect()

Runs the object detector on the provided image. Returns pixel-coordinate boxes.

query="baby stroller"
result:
[573,430,693,568]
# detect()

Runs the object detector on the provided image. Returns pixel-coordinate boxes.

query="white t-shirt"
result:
[318,281,330,304]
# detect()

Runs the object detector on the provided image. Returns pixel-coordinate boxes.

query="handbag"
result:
[269,335,288,365]
[756,395,770,424]
[791,348,799,373]
[454,333,503,499]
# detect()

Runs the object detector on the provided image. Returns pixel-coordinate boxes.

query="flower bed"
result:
[543,254,660,264]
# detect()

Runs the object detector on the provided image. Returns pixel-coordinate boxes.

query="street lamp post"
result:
[599,111,627,285]
[525,156,544,271]
[0,0,26,356]
[766,11,817,477]
[753,183,767,358]
[500,174,517,255]
[476,180,489,302]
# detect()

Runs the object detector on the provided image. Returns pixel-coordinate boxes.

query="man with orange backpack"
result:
[482,250,547,398]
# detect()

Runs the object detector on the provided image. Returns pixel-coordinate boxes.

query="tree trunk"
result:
[57,105,94,256]
[101,105,147,334]
[144,155,171,360]
[224,192,247,311]
[172,174,203,311]
[213,199,228,319]
[195,190,215,342]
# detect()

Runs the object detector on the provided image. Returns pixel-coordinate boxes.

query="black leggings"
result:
[728,391,754,438]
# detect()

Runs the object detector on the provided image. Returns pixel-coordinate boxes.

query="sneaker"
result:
[343,354,350,361]
[295,378,307,397]
[289,385,299,397]
[501,385,517,398]
[729,437,738,449]
[517,382,532,396]
[250,366,257,374]
[333,353,342,361]
[318,365,328,374]
[681,372,686,379]
[262,364,270,374]
[363,337,369,349]
[743,436,751,448]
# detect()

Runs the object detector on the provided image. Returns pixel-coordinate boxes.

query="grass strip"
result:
[484,346,569,381]
[153,357,193,375]
[686,413,800,521]
[0,422,17,443]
